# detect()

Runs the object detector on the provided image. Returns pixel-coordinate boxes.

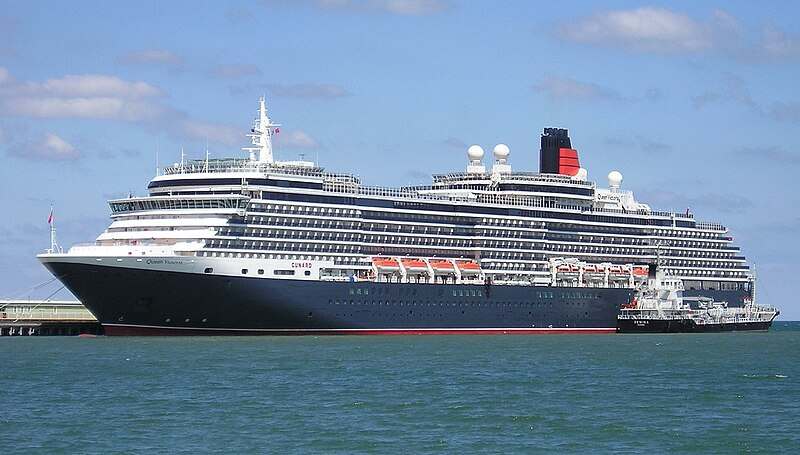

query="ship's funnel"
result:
[540,128,580,176]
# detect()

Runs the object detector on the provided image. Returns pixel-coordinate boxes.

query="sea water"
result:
[2,322,799,453]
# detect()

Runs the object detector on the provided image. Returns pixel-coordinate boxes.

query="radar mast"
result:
[243,96,281,163]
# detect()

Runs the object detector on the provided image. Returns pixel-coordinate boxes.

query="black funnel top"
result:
[540,128,572,174]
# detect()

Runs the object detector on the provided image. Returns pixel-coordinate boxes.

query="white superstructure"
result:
[40,98,752,297]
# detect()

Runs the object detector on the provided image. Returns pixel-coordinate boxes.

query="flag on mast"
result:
[48,207,54,225]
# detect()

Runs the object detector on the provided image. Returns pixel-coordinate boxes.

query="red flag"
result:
[48,208,53,224]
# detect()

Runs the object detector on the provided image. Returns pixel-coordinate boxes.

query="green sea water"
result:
[2,322,799,453]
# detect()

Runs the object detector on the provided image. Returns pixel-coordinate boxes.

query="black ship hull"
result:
[617,318,773,333]
[43,261,635,336]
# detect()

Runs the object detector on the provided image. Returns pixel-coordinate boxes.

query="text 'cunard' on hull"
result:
[39,97,758,335]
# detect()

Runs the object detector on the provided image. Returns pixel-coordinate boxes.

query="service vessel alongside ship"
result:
[39,98,759,335]
[617,268,779,333]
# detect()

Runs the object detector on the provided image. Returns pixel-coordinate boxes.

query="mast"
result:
[243,96,281,164]
[47,206,61,254]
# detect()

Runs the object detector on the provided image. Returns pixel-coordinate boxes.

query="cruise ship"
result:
[38,98,753,335]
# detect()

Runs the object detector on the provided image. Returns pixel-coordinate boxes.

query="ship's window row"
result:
[147,177,324,190]
[244,202,719,238]
[249,203,360,218]
[110,198,246,213]
[683,280,748,290]
[251,191,685,227]
[213,228,738,259]
[206,235,746,267]
[150,190,243,197]
[193,248,748,279]
[236,215,730,248]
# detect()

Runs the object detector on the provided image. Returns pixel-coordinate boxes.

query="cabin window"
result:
[258,269,265,275]
[204,268,213,274]
[241,269,248,274]
[274,270,295,276]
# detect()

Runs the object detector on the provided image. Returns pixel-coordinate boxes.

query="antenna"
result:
[180,146,185,174]
[47,205,61,254]
[204,138,210,172]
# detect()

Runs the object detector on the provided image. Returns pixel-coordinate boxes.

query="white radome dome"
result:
[493,143,510,160]
[608,170,623,188]
[467,145,485,161]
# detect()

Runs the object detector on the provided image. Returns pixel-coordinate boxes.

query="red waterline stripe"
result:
[103,324,616,336]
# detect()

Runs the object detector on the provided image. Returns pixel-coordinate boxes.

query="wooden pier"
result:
[0,300,103,336]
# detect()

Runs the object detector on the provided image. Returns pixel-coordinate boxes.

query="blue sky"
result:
[1,1,798,318]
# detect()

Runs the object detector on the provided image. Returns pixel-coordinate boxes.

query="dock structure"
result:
[0,300,103,336]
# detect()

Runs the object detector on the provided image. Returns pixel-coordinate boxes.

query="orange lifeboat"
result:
[632,266,648,277]
[609,265,624,275]
[583,264,597,273]
[429,260,455,271]
[401,259,428,271]
[556,264,571,273]
[372,257,400,270]
[456,261,481,273]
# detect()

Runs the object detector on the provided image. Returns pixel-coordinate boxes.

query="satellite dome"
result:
[467,145,484,161]
[493,143,510,160]
[608,170,623,188]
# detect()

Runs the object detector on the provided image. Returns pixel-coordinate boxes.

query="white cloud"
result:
[280,0,448,16]
[2,97,165,121]
[736,146,800,166]
[442,137,467,149]
[117,49,184,68]
[692,74,800,125]
[0,67,10,85]
[557,7,800,61]
[558,7,712,53]
[0,69,164,121]
[178,119,242,147]
[7,132,80,161]
[211,64,262,79]
[532,76,622,102]
[266,83,351,99]
[0,67,249,147]
[760,26,800,59]
[275,130,320,149]
[374,0,447,15]
[35,74,161,98]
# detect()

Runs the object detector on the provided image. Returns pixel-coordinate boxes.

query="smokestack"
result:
[540,127,582,177]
